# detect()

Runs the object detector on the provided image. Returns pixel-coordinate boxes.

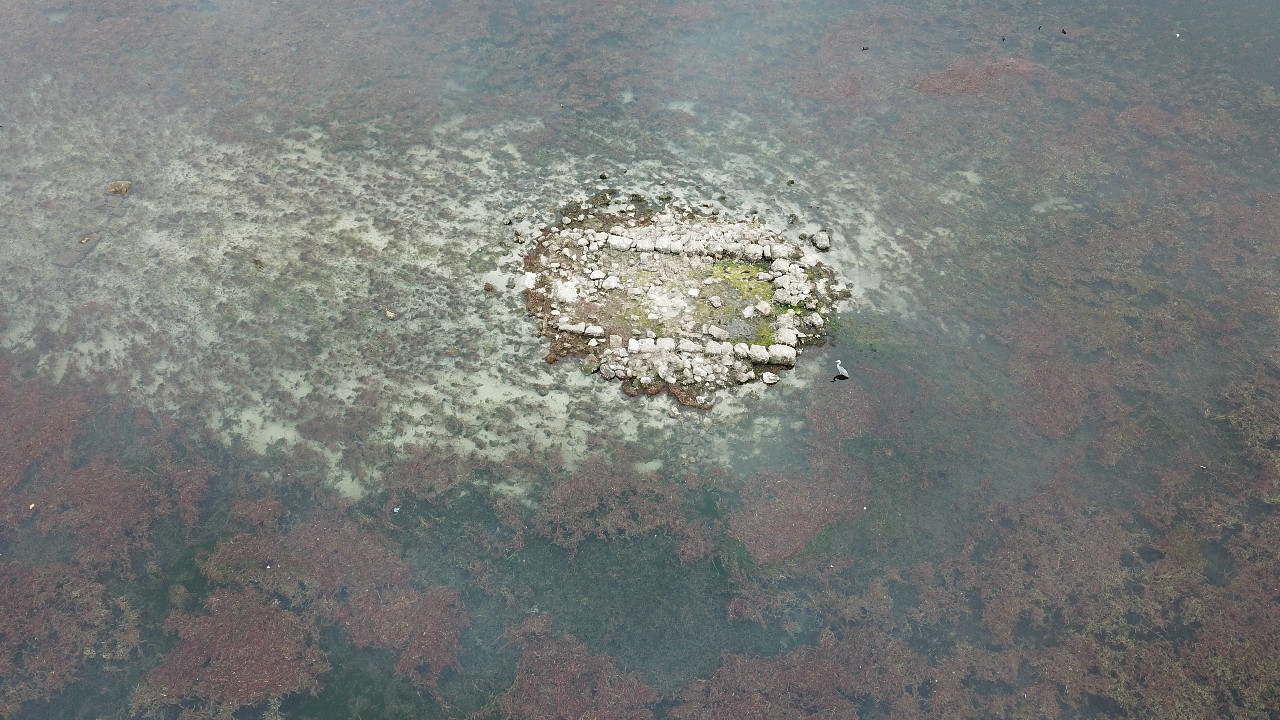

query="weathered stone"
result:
[761,371,780,385]
[811,231,831,251]
[707,325,730,341]
[768,344,797,366]
[775,328,799,346]
[585,325,606,338]
[677,338,702,353]
[656,337,676,351]
[554,280,581,303]
[748,344,771,363]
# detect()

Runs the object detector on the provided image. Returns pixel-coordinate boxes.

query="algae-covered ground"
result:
[0,95,889,491]
[7,1,1280,718]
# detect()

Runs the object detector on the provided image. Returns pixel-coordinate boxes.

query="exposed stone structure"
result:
[522,191,848,406]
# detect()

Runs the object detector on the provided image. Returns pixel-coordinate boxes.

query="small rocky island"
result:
[521,190,848,406]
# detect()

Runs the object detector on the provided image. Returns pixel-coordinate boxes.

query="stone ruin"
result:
[520,191,847,406]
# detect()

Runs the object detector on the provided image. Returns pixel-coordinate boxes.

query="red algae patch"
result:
[728,469,865,565]
[498,614,659,720]
[131,588,328,716]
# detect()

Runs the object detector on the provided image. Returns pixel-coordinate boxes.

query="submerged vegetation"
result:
[3,0,1280,717]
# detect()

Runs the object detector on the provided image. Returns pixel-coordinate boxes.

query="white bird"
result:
[833,359,850,382]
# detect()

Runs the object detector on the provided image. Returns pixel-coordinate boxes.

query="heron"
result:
[832,359,849,382]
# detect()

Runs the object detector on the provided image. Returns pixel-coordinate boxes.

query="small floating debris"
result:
[51,231,100,267]
[106,180,132,196]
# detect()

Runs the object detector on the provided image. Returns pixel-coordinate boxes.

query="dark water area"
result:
[2,0,1280,718]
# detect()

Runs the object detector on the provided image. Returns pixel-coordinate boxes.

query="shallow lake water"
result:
[3,0,1280,717]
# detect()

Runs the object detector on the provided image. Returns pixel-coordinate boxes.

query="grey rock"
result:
[707,325,730,341]
[768,344,797,366]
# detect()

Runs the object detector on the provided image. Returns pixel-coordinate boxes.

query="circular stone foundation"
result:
[521,191,848,406]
